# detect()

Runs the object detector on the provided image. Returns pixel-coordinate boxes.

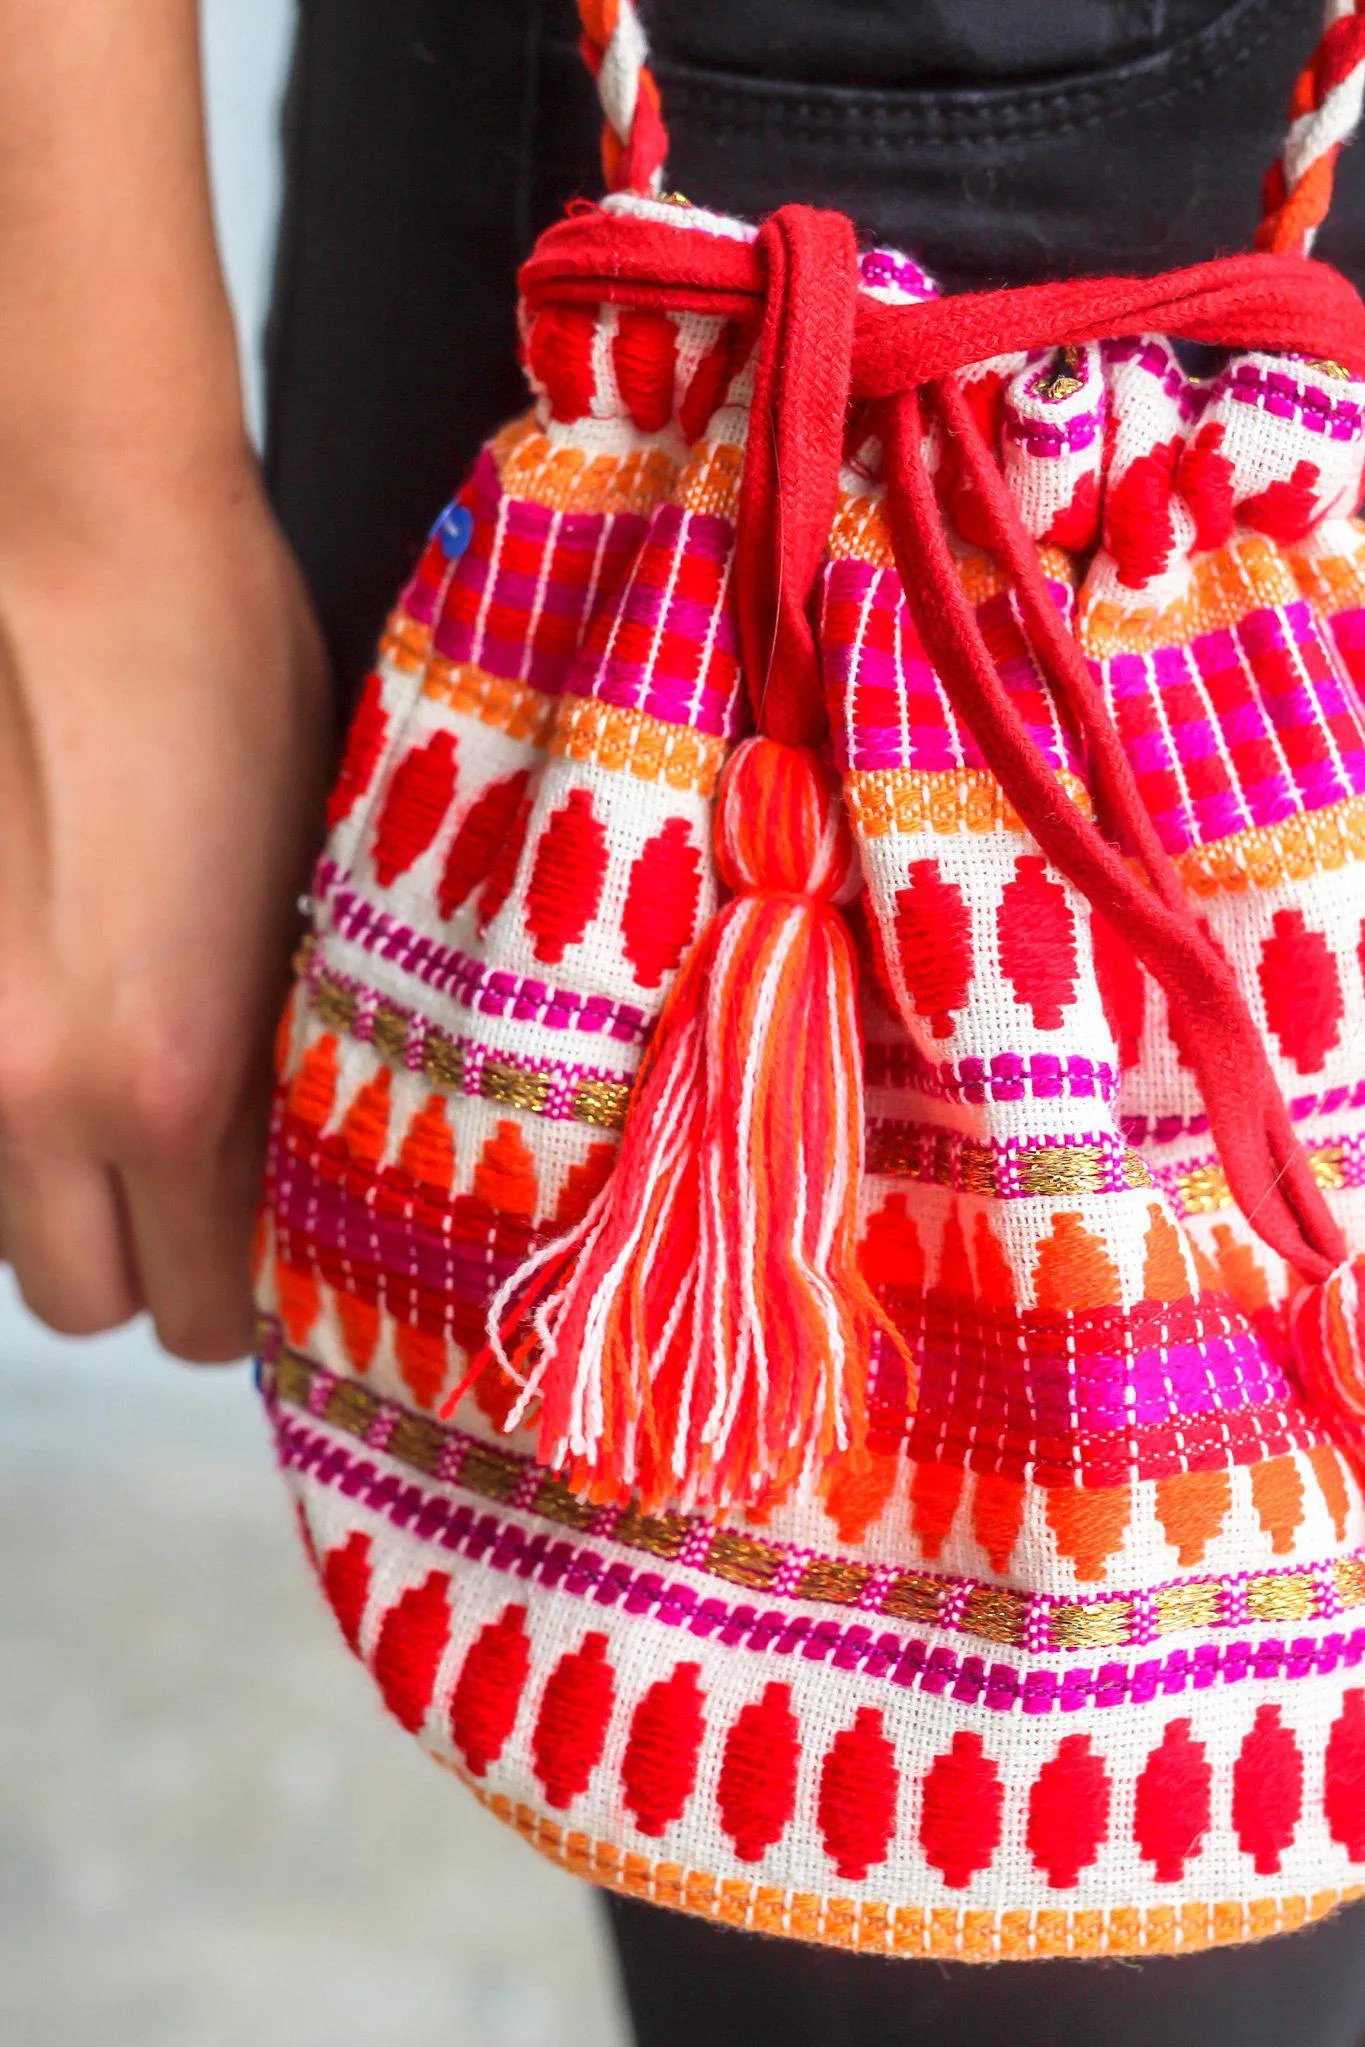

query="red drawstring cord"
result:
[732,208,860,745]
[883,385,1345,1281]
[520,204,1365,1288]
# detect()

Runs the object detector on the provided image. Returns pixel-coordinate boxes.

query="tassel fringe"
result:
[1290,1254,1365,1421]
[475,738,912,1511]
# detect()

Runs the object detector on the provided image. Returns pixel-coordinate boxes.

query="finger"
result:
[0,1151,140,1335]
[119,1114,267,1364]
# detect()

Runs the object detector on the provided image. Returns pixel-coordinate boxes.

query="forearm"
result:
[0,2,328,1360]
[0,0,245,491]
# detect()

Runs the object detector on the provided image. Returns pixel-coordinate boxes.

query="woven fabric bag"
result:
[257,1,1365,1959]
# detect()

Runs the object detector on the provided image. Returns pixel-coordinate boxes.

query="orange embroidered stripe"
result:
[851,768,1365,885]
[379,611,433,676]
[827,490,1075,600]
[674,438,744,520]
[495,414,682,516]
[1289,531,1365,617]
[374,619,557,746]
[421,661,558,744]
[1173,792,1365,896]
[491,414,743,522]
[1080,535,1302,658]
[451,1772,1363,1961]
[551,695,726,794]
[847,766,1093,839]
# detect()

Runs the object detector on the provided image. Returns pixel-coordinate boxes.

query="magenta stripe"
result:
[314,861,653,1043]
[913,1323,1292,1437]
[1330,606,1365,675]
[274,1106,1297,1439]
[1103,337,1210,421]
[566,505,744,738]
[264,1395,1365,1714]
[1003,403,1102,458]
[825,559,1077,775]
[273,1144,521,1300]
[1224,360,1364,441]
[867,1042,1121,1106]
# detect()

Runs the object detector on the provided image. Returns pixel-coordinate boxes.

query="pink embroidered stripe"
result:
[1104,600,1365,856]
[262,1386,1365,1708]
[565,502,745,736]
[315,861,653,1042]
[821,563,1078,776]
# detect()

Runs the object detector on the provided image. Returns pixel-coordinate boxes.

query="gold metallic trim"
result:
[865,1125,1151,1198]
[1050,1599,1134,1650]
[266,1342,1365,1654]
[1171,1144,1351,1218]
[300,960,634,1134]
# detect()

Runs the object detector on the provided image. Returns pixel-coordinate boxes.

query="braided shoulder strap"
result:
[1260,0,1365,252]
[576,0,1365,252]
[576,1,668,196]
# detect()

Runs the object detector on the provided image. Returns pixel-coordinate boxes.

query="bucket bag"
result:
[257,0,1365,1960]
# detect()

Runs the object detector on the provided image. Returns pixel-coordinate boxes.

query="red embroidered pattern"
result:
[1232,1705,1304,1876]
[523,787,609,964]
[893,860,974,1039]
[532,1631,616,1810]
[438,770,532,921]
[1026,1734,1111,1890]
[918,1731,1004,1890]
[621,1661,707,1838]
[371,731,459,887]
[1257,909,1345,1074]
[1133,1720,1213,1883]
[621,817,704,988]
[450,1603,532,1778]
[321,1529,371,1656]
[717,1682,801,1864]
[816,1706,899,1882]
[327,670,389,831]
[998,856,1079,1030]
[1324,1689,1365,1862]
[371,1571,452,1735]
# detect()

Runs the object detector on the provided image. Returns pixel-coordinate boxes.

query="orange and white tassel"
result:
[481,737,908,1513]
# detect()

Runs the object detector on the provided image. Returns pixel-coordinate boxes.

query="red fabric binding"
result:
[519,205,1365,1284]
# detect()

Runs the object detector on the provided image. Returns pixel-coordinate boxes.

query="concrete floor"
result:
[0,1280,630,2047]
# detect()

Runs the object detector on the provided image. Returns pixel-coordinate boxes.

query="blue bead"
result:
[432,502,473,560]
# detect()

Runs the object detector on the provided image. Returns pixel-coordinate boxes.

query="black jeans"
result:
[265,4,1365,2038]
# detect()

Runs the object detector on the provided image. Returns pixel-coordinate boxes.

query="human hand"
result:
[0,0,332,1360]
[0,449,329,1359]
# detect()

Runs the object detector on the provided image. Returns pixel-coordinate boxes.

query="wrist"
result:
[0,0,247,495]
[0,387,260,566]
